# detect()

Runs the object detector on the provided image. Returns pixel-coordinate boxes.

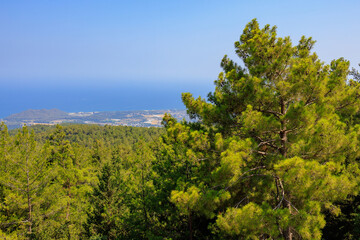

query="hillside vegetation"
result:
[1,19,360,239]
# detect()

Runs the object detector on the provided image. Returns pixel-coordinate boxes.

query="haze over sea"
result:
[1,80,213,119]
[1,1,359,119]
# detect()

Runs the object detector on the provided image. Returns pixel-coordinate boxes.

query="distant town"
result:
[1,109,190,129]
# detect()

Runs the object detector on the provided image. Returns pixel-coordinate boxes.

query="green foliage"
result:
[0,126,51,238]
[85,163,129,239]
[0,123,163,239]
[35,125,93,239]
[323,196,360,239]
[1,19,360,239]
[164,19,360,239]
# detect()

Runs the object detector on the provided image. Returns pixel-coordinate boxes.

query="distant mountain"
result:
[5,109,69,121]
[2,109,188,129]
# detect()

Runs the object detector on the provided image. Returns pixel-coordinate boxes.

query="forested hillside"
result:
[0,124,164,239]
[1,19,360,239]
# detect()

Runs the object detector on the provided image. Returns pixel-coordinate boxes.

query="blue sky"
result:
[1,0,360,116]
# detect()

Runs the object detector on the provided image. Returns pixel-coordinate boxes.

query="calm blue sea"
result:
[0,80,214,118]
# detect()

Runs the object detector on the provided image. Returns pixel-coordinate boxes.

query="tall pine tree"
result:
[164,19,360,239]
[0,126,50,239]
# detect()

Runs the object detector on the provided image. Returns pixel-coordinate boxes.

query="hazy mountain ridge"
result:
[2,108,188,129]
[4,109,69,121]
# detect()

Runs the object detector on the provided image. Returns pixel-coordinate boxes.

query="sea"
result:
[0,80,214,119]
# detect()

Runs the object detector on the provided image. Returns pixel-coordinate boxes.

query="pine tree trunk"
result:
[27,192,32,235]
[280,98,287,158]
[141,166,148,236]
[285,200,293,240]
[188,209,193,240]
[26,156,32,235]
[66,179,71,221]
[280,98,292,240]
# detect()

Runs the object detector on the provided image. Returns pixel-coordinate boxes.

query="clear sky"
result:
[1,0,360,117]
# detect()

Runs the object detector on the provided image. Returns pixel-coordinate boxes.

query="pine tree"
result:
[126,140,157,238]
[0,125,50,238]
[84,162,129,240]
[38,125,92,239]
[164,19,360,239]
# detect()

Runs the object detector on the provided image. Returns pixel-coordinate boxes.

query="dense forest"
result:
[1,19,360,239]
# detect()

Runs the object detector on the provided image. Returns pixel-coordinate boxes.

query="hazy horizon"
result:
[0,80,213,118]
[1,1,359,119]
